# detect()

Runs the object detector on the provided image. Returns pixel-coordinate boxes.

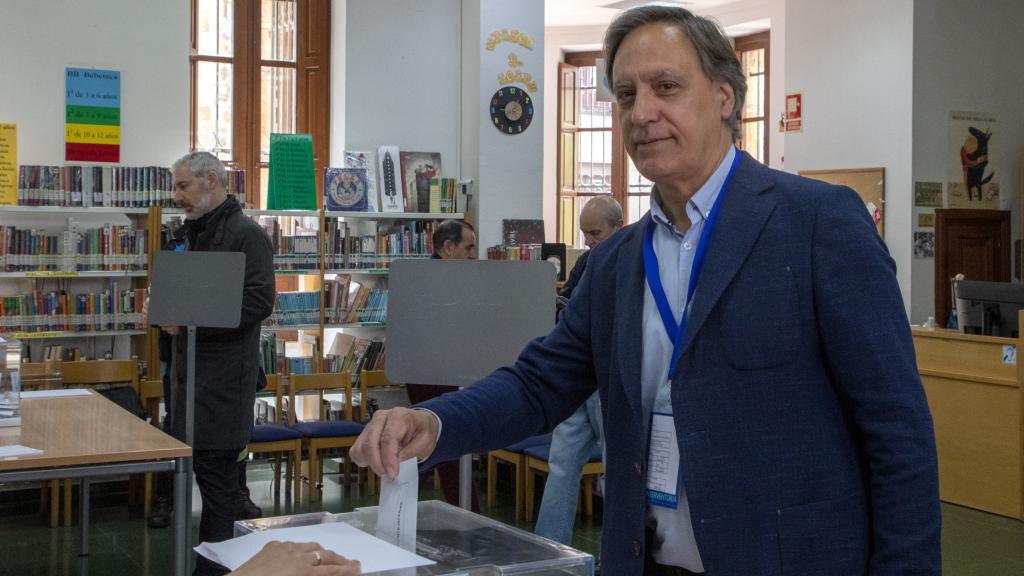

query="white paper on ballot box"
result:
[195,520,434,573]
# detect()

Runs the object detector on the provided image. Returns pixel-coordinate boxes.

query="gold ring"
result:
[312,551,322,566]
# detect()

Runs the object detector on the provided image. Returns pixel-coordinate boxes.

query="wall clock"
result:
[490,86,534,135]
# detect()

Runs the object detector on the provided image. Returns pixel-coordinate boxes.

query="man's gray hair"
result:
[172,151,227,189]
[585,195,624,228]
[603,5,747,141]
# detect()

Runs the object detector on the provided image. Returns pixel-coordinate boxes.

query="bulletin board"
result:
[799,167,885,237]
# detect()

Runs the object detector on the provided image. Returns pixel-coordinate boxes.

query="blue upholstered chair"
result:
[523,441,603,522]
[486,434,552,521]
[289,372,364,501]
[247,373,303,501]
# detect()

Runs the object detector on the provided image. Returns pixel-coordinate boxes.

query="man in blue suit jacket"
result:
[353,6,940,575]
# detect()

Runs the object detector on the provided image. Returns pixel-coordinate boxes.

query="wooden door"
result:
[934,209,1011,324]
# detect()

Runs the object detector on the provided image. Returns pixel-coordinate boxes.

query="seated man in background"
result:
[535,196,622,545]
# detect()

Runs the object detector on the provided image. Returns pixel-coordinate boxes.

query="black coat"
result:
[166,196,275,450]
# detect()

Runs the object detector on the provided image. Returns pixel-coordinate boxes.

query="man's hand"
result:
[161,325,181,336]
[351,407,439,481]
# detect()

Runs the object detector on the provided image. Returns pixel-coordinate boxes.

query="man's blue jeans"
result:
[534,392,604,545]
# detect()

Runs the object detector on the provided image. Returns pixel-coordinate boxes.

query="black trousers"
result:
[193,449,243,576]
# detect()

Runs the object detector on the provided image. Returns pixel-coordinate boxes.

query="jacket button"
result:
[634,462,642,475]
[633,540,642,557]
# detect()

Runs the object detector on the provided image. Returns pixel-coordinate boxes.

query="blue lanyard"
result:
[643,151,741,381]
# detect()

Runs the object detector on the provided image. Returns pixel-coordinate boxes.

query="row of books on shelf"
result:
[265,291,321,327]
[325,334,386,379]
[264,287,390,327]
[1,222,147,272]
[255,218,320,271]
[486,244,546,261]
[14,164,245,208]
[258,332,385,381]
[324,149,459,214]
[0,287,147,332]
[41,344,82,362]
[324,220,437,269]
[325,275,387,324]
[17,165,177,208]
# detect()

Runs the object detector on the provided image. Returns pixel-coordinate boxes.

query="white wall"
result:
[911,0,1024,323]
[784,0,915,312]
[476,0,545,249]
[0,0,189,165]
[330,0,347,164]
[344,0,462,175]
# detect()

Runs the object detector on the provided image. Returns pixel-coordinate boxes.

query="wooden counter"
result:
[912,322,1023,519]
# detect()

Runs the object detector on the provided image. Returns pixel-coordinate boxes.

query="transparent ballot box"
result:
[234,500,594,576]
[0,336,23,427]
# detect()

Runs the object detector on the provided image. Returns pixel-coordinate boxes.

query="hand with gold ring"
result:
[229,540,361,576]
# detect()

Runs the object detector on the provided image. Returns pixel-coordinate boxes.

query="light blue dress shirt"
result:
[642,145,736,571]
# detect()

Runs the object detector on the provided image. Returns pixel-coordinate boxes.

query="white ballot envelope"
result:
[377,458,419,551]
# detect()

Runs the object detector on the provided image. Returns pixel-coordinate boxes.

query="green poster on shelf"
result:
[267,133,316,210]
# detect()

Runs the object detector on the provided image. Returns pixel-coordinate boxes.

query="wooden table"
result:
[0,389,192,576]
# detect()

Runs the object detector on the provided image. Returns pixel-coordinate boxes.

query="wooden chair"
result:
[289,372,365,501]
[359,370,401,495]
[61,358,139,393]
[523,442,604,523]
[247,374,302,501]
[20,360,63,391]
[138,378,164,426]
[54,357,140,527]
[486,434,551,522]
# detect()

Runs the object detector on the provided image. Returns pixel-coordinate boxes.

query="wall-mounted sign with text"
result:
[65,67,121,162]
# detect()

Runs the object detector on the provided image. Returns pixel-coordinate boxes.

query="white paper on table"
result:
[0,444,43,457]
[376,458,419,551]
[20,389,91,398]
[195,521,433,573]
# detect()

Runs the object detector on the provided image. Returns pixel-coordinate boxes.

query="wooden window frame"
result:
[557,51,627,247]
[190,0,330,209]
[733,31,769,164]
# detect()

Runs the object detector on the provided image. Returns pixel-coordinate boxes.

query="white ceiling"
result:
[545,0,747,28]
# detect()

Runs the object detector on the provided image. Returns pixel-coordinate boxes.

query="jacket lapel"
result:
[681,153,776,355]
[614,214,648,420]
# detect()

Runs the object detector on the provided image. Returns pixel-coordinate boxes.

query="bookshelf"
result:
[0,202,162,374]
[251,209,463,378]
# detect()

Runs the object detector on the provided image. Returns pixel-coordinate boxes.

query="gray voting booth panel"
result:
[148,251,246,328]
[386,259,555,387]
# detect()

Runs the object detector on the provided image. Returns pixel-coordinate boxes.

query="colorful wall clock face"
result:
[490,86,534,135]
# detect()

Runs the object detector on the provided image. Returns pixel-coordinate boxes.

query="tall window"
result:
[557,51,650,247]
[191,0,330,209]
[734,31,769,164]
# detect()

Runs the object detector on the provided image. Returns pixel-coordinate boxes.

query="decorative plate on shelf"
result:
[324,167,369,211]
[490,86,534,135]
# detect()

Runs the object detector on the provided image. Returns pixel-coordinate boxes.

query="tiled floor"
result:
[0,461,1020,575]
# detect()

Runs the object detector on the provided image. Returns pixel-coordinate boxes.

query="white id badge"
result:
[646,412,680,508]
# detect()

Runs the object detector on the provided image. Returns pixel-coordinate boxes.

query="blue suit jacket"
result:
[420,152,941,575]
